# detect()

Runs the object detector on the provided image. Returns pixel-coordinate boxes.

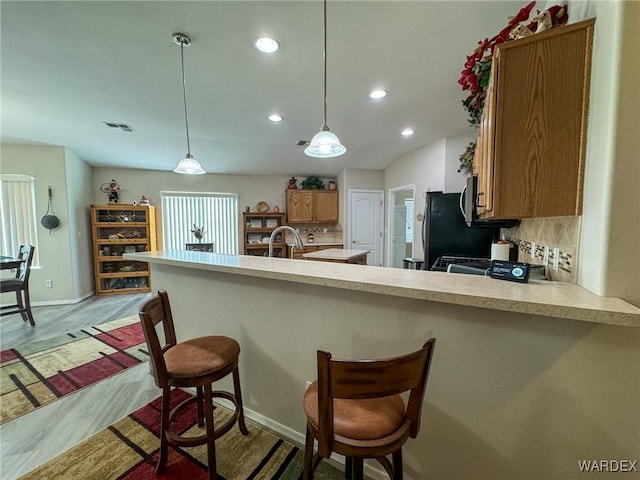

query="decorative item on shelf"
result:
[533,8,554,33]
[191,224,206,242]
[327,180,337,191]
[273,205,280,213]
[301,175,325,190]
[457,1,568,128]
[256,201,269,213]
[456,1,569,176]
[139,195,150,206]
[287,177,298,189]
[245,206,251,213]
[100,179,121,203]
[458,141,476,175]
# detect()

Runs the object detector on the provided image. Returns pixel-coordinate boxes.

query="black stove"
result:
[430,256,492,272]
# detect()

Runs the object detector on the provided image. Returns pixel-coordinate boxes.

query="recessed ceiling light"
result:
[401,128,414,137]
[255,37,279,54]
[268,114,283,122]
[369,89,387,99]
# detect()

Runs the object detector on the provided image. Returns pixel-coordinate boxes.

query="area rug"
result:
[20,388,343,480]
[1,315,148,425]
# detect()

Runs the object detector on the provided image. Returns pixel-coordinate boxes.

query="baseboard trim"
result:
[31,290,95,307]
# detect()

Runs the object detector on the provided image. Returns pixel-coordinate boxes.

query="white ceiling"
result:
[1,1,523,177]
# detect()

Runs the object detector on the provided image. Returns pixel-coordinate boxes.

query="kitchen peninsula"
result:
[125,250,640,480]
[303,248,369,265]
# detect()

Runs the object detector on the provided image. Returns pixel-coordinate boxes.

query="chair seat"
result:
[164,335,240,378]
[303,381,406,441]
[0,279,25,292]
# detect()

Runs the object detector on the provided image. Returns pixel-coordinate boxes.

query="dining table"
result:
[0,256,24,270]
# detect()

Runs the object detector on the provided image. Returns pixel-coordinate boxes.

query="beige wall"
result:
[153,264,640,480]
[64,148,94,299]
[92,167,292,252]
[1,144,79,303]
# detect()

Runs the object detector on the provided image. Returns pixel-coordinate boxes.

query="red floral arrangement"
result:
[458,1,569,127]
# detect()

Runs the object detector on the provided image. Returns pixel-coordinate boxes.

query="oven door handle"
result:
[459,186,467,218]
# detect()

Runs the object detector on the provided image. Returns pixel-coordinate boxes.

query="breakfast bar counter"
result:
[125,251,639,327]
[124,250,639,480]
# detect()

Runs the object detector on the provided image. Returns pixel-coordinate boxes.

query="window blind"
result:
[161,191,238,254]
[0,174,40,265]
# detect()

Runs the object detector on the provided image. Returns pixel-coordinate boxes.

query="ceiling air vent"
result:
[296,140,309,146]
[104,122,134,132]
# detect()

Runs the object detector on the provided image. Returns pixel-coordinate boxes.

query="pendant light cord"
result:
[322,0,328,129]
[180,40,192,156]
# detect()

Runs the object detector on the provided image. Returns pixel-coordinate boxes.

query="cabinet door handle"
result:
[352,240,358,244]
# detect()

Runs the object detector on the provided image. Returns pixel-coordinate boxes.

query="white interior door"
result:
[392,205,407,268]
[348,190,383,266]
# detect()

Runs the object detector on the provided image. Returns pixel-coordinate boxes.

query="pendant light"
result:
[172,32,206,175]
[304,0,346,158]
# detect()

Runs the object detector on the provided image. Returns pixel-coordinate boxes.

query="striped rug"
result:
[20,389,343,480]
[1,315,148,425]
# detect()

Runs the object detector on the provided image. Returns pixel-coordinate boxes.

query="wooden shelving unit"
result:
[91,204,157,295]
[243,212,286,258]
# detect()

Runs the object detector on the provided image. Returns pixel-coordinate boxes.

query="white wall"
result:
[443,134,475,193]
[1,144,77,303]
[572,0,639,305]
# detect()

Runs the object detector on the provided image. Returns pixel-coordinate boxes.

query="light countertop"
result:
[302,248,370,261]
[124,250,640,327]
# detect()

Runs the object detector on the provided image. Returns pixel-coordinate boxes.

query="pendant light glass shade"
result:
[305,0,346,159]
[304,127,346,158]
[173,154,206,174]
[172,32,206,175]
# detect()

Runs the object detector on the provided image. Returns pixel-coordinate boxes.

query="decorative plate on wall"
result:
[256,201,269,213]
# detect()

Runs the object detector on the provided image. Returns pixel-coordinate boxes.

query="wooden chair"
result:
[138,289,249,480]
[302,339,436,480]
[0,245,35,326]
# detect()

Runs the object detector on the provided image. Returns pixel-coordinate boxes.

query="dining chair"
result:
[302,338,436,480]
[0,245,36,326]
[138,289,249,480]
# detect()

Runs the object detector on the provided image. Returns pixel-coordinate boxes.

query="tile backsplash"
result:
[502,216,581,282]
[285,224,343,244]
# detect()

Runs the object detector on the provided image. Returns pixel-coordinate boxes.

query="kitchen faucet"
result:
[268,226,303,258]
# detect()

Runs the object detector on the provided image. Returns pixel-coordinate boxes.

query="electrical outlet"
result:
[530,242,536,259]
[45,280,53,288]
[553,248,560,271]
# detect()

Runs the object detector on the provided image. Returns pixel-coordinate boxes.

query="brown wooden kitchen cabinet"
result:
[474,18,595,219]
[243,212,286,257]
[286,190,338,224]
[91,204,156,295]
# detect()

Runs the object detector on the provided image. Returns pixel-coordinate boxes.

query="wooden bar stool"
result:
[138,289,249,480]
[302,339,436,480]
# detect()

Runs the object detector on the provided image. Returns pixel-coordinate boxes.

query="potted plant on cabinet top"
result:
[300,175,325,190]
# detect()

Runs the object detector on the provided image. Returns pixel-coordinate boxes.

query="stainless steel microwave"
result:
[462,175,519,229]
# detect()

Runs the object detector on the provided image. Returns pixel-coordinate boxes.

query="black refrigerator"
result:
[421,191,497,270]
